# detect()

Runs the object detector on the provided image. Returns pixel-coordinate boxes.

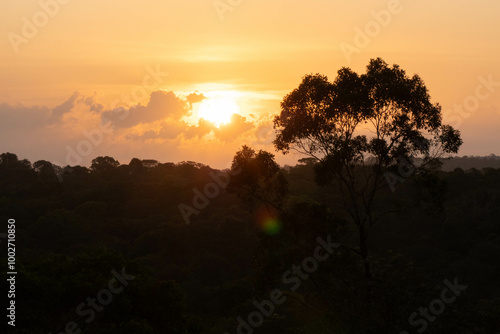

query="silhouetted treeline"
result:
[440,154,500,171]
[0,152,499,333]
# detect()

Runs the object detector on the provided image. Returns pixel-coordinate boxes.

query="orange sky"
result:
[0,0,499,168]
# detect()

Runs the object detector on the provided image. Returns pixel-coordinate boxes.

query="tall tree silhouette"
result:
[228,145,288,212]
[273,58,462,283]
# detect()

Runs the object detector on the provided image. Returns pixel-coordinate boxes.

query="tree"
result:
[273,58,462,283]
[0,152,32,170]
[0,152,36,189]
[228,145,288,212]
[33,160,60,182]
[90,156,120,175]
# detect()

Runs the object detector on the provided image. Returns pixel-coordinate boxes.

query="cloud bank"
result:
[0,90,273,168]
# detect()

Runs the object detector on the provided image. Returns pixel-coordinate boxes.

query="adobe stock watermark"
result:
[442,74,500,129]
[223,235,340,334]
[340,0,411,62]
[178,162,242,225]
[213,0,244,21]
[52,64,169,181]
[400,277,467,334]
[7,0,73,54]
[48,267,134,334]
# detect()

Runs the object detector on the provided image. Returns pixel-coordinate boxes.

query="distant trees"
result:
[33,160,60,182]
[273,58,463,282]
[0,152,29,167]
[0,152,36,189]
[90,156,120,174]
[228,145,288,211]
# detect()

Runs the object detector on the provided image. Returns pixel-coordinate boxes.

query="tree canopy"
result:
[273,58,463,282]
[274,58,462,168]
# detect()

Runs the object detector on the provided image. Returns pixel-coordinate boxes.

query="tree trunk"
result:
[359,222,372,295]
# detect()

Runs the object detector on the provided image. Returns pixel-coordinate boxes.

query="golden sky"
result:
[0,0,499,168]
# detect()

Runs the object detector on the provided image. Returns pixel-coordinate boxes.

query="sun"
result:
[197,95,239,127]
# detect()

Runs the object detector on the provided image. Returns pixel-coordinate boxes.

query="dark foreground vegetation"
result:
[0,152,499,334]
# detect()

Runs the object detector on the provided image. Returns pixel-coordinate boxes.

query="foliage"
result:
[273,58,463,282]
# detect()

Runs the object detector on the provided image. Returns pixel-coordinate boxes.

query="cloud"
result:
[186,91,206,104]
[125,118,213,142]
[110,91,256,142]
[214,114,254,142]
[0,103,50,130]
[123,112,256,143]
[254,121,275,145]
[84,95,104,113]
[125,129,161,142]
[100,91,189,129]
[0,90,270,169]
[49,92,80,123]
[185,118,213,139]
[0,92,103,131]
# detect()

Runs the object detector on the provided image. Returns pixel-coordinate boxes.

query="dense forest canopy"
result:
[1,150,499,333]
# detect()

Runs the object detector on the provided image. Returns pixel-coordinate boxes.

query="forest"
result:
[0,151,499,334]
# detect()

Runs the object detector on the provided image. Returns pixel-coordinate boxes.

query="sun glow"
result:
[197,95,240,127]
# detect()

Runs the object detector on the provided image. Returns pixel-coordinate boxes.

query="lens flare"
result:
[255,205,282,236]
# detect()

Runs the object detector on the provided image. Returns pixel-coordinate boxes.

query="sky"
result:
[0,0,499,169]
